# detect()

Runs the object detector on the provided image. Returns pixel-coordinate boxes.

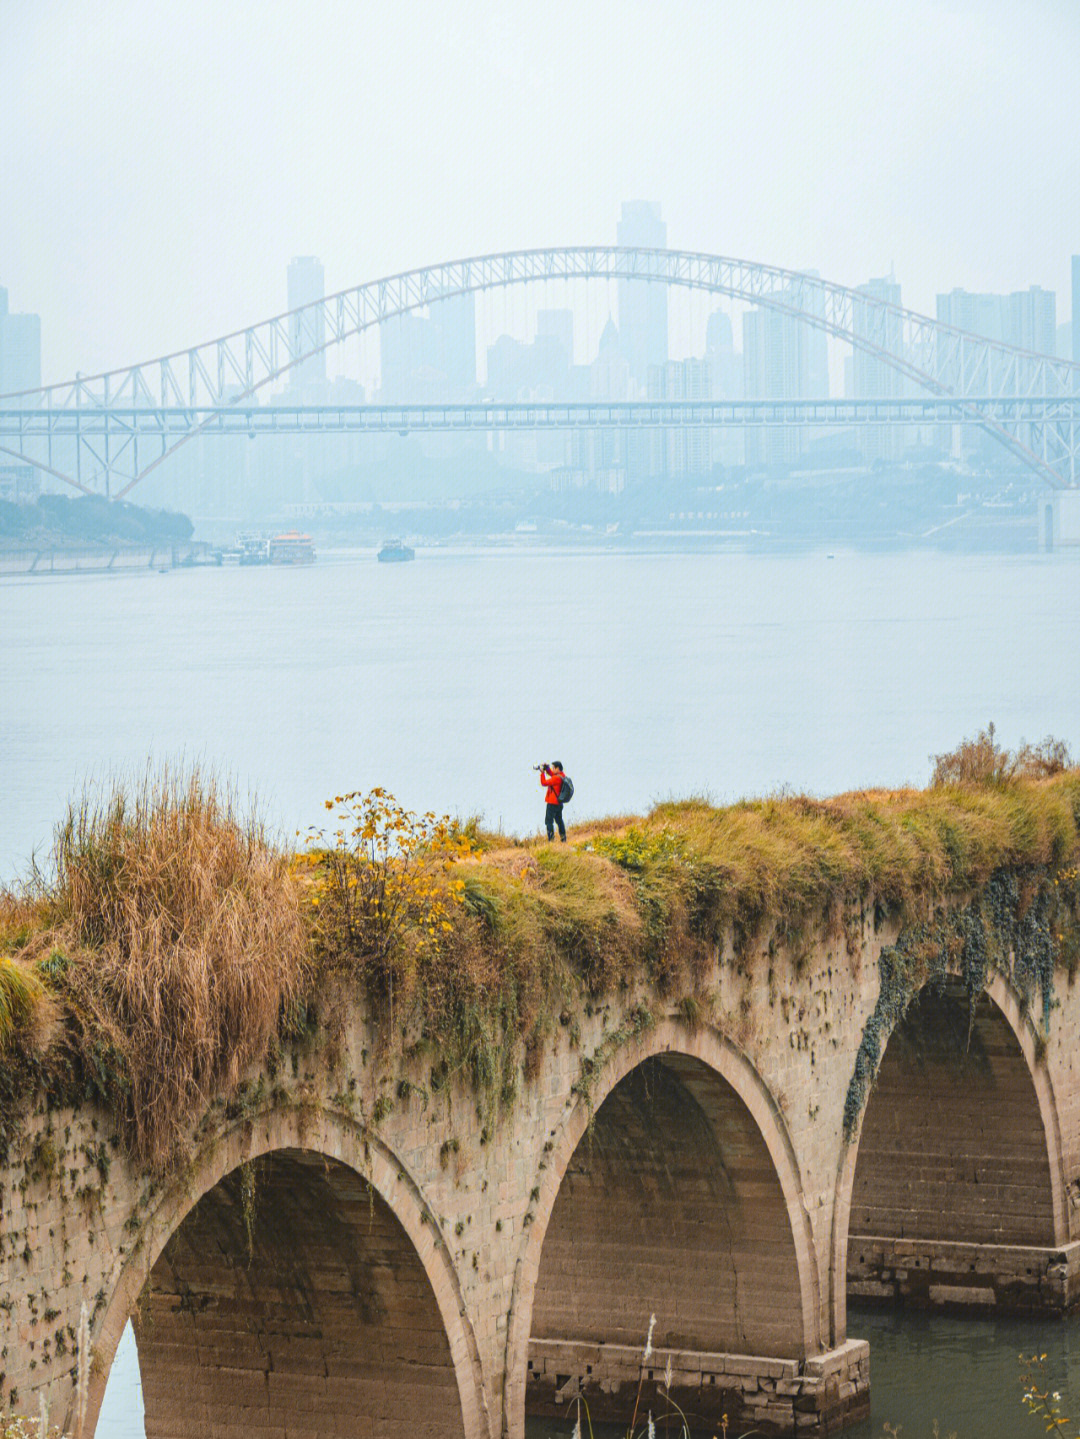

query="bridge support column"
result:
[848,1237,1080,1315]
[526,1339,869,1436]
[1041,489,1080,550]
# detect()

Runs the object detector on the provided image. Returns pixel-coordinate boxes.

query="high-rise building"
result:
[380,296,476,402]
[742,279,828,465]
[1072,256,1080,365]
[1007,287,1056,355]
[852,273,906,461]
[286,257,326,391]
[435,292,477,395]
[0,286,42,395]
[705,308,743,468]
[381,312,438,401]
[616,202,668,390]
[936,286,1056,354]
[649,357,712,476]
[937,284,1057,458]
[935,289,1007,343]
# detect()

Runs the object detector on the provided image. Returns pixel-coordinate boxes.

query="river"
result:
[3,543,1079,1437]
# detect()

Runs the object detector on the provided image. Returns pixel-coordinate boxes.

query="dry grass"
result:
[11,768,309,1169]
[0,952,54,1054]
[931,724,1072,787]
[1,755,1078,1171]
[632,769,1080,947]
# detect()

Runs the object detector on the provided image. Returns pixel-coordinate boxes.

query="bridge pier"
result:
[841,977,1079,1321]
[1041,488,1080,550]
[527,1338,870,1436]
[847,1237,1080,1315]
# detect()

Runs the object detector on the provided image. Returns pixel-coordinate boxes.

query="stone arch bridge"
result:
[4,888,1080,1438]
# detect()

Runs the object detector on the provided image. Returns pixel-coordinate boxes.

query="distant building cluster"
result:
[2,222,1079,516]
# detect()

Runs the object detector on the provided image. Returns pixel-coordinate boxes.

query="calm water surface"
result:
[3,545,1079,1438]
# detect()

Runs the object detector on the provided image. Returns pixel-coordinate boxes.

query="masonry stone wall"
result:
[137,1150,464,1439]
[2,893,1079,1439]
[530,1055,804,1358]
[850,981,1056,1246]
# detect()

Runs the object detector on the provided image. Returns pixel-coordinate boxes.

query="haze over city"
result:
[2,0,1078,382]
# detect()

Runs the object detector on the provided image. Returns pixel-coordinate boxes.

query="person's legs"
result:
[555,803,566,841]
[545,802,556,840]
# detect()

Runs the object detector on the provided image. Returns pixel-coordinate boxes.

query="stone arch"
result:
[832,967,1067,1335]
[503,1017,820,1434]
[85,1107,490,1439]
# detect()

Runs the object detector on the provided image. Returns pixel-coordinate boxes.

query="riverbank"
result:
[0,541,219,576]
[0,493,196,574]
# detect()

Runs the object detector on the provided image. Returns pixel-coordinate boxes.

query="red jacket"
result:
[541,768,564,804]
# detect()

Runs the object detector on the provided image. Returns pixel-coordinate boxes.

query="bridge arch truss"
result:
[2,246,1078,496]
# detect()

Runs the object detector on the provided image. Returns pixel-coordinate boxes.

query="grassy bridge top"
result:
[2,738,1078,1172]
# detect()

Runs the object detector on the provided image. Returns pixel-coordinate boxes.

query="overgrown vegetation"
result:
[1,735,1078,1174]
[1,769,307,1167]
[931,723,1071,787]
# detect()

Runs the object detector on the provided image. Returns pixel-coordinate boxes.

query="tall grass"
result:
[19,768,308,1168]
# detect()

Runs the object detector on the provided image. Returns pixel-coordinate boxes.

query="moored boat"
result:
[377,538,415,563]
[233,534,270,565]
[269,531,316,565]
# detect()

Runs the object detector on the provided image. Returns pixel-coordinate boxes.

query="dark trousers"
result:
[545,802,566,841]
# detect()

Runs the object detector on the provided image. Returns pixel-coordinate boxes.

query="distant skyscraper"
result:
[936,283,1058,455]
[0,286,42,394]
[380,295,476,402]
[852,273,905,461]
[649,357,712,476]
[1007,287,1056,355]
[436,292,477,395]
[705,309,743,467]
[742,279,828,464]
[936,285,1055,354]
[1072,256,1080,365]
[937,282,1058,454]
[287,257,326,389]
[617,202,668,391]
[936,289,1006,343]
[381,312,440,401]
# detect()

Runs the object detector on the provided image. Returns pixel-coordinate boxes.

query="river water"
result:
[3,543,1079,1437]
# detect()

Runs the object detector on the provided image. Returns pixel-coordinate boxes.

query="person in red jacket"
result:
[540,762,566,842]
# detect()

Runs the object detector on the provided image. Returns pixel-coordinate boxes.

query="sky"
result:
[1,0,1077,385]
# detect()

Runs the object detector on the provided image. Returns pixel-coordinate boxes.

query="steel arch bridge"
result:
[1,246,1078,498]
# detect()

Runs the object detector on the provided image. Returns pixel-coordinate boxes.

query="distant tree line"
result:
[0,494,194,547]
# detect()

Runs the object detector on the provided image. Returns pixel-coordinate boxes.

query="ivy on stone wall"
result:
[842,865,1080,1138]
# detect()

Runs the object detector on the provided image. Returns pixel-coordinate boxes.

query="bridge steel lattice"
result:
[1,246,1078,496]
[3,396,1078,445]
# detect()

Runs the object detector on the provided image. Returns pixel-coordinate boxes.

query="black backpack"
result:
[558,774,574,805]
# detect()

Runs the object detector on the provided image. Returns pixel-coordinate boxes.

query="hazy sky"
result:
[2,0,1077,384]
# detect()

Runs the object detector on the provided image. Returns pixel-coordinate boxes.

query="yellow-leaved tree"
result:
[297,788,473,1024]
